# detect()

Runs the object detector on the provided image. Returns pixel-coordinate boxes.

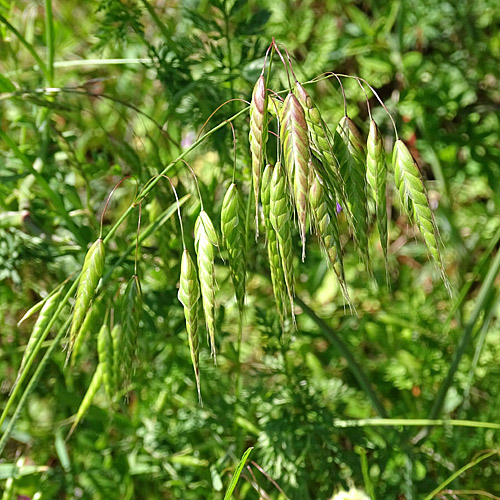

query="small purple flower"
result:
[336,202,342,214]
[181,131,195,149]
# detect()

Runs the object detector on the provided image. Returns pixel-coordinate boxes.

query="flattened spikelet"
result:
[14,290,60,389]
[335,117,369,262]
[119,275,142,384]
[69,239,105,359]
[393,140,450,290]
[195,213,217,362]
[110,324,121,390]
[68,364,102,438]
[309,166,351,305]
[261,164,287,324]
[249,75,268,232]
[221,183,246,312]
[270,162,295,318]
[367,120,388,259]
[178,249,202,403]
[97,323,115,401]
[280,93,310,258]
[294,82,344,205]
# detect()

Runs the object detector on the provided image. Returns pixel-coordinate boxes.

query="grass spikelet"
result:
[119,275,143,385]
[269,162,295,319]
[309,166,351,305]
[199,210,219,247]
[335,117,369,262]
[68,239,105,360]
[97,323,115,402]
[261,164,287,324]
[367,120,388,260]
[249,75,268,232]
[294,82,344,204]
[393,140,450,290]
[68,364,102,439]
[178,249,202,403]
[14,290,60,389]
[221,183,247,312]
[110,324,121,391]
[280,93,310,258]
[195,213,217,362]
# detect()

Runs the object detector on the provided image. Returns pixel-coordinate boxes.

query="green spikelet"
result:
[195,212,217,362]
[97,323,115,402]
[280,93,310,258]
[178,249,202,403]
[119,275,142,385]
[335,117,369,261]
[393,140,450,290]
[68,364,103,438]
[294,82,344,205]
[69,239,105,359]
[221,183,247,312]
[367,120,388,260]
[309,166,351,305]
[249,75,268,232]
[269,162,295,318]
[261,164,287,324]
[110,324,121,391]
[14,290,60,389]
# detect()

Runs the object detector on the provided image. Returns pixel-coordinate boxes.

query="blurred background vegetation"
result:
[1,0,500,498]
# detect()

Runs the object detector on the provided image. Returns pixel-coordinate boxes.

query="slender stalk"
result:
[295,297,387,417]
[334,418,500,430]
[44,0,55,86]
[428,248,500,422]
[423,451,498,500]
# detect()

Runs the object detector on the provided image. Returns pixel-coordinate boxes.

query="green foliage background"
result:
[1,0,500,498]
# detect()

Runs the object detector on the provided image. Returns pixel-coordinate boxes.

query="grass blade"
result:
[223,447,253,500]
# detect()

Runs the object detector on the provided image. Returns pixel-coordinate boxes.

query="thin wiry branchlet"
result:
[195,213,217,362]
[367,120,388,261]
[178,249,202,403]
[280,93,310,259]
[249,75,268,235]
[393,140,450,292]
[221,183,247,312]
[261,164,287,325]
[270,162,295,320]
[69,239,105,360]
